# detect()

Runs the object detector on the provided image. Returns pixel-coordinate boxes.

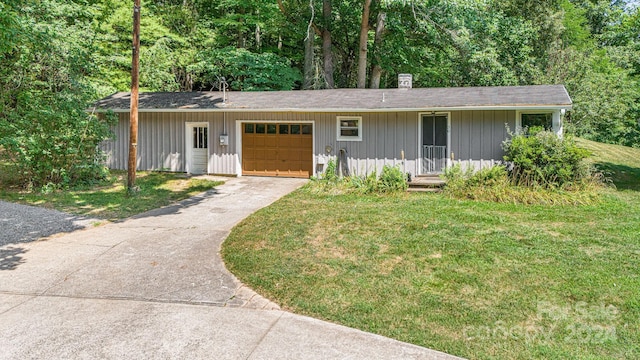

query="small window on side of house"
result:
[337,116,362,141]
[521,113,553,132]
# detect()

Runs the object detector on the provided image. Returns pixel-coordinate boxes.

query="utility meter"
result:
[219,134,229,146]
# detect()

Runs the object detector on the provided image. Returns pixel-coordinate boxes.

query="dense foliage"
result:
[1,0,640,189]
[442,129,601,204]
[503,128,592,187]
[0,0,116,189]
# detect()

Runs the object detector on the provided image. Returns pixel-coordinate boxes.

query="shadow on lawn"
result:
[128,188,221,220]
[594,162,640,191]
[0,246,27,270]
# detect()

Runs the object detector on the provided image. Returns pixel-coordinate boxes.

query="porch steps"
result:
[407,175,446,193]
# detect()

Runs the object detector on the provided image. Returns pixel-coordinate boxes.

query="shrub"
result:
[0,92,116,190]
[312,164,407,194]
[348,170,380,193]
[323,159,339,182]
[502,129,592,188]
[443,162,604,205]
[443,164,510,195]
[378,165,409,192]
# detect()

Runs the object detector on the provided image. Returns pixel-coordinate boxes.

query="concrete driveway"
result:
[0,176,461,359]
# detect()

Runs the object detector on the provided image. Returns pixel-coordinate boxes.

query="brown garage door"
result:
[242,123,313,178]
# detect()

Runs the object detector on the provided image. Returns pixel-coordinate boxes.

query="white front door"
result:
[186,122,208,174]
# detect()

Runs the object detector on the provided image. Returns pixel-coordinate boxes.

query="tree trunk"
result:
[303,33,315,89]
[255,24,261,50]
[369,11,386,89]
[237,8,245,48]
[322,0,335,88]
[357,0,372,88]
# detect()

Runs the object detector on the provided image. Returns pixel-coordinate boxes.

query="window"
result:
[520,113,552,132]
[337,116,362,141]
[243,123,313,136]
[192,126,208,149]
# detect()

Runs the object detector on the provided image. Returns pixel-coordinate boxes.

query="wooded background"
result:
[1,1,639,185]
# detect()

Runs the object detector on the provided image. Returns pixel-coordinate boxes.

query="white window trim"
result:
[516,110,563,137]
[337,116,363,141]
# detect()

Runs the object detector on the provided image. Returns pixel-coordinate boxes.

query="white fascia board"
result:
[98,104,572,113]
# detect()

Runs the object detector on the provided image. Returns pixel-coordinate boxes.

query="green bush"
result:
[443,164,510,194]
[378,165,409,192]
[0,92,116,191]
[323,159,338,182]
[442,163,601,205]
[312,164,407,194]
[502,129,592,188]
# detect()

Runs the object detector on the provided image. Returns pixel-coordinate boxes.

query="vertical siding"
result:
[103,109,515,177]
[450,110,515,171]
[334,111,418,177]
[101,113,130,170]
[223,111,420,177]
[209,112,238,175]
[102,112,186,172]
[138,112,186,171]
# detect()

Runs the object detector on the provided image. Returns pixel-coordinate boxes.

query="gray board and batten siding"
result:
[104,111,422,176]
[96,85,571,177]
[103,109,517,177]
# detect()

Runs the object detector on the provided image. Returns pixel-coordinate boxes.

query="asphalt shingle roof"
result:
[93,85,572,112]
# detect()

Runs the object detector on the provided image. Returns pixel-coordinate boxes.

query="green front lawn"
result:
[0,170,223,221]
[223,140,640,359]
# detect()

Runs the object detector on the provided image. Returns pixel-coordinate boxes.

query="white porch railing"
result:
[422,145,447,174]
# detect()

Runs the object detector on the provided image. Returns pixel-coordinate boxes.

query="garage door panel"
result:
[254,150,267,160]
[288,161,301,170]
[289,138,302,147]
[254,137,266,147]
[290,152,307,161]
[280,151,292,161]
[264,149,277,159]
[265,137,278,147]
[242,122,313,178]
[244,160,256,171]
[266,160,281,171]
[243,149,254,160]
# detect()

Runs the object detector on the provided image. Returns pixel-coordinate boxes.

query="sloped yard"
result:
[223,140,640,359]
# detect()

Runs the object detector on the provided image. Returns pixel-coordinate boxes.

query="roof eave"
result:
[96,104,573,113]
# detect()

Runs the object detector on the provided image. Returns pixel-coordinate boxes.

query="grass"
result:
[577,138,640,191]
[0,168,223,221]
[222,139,640,359]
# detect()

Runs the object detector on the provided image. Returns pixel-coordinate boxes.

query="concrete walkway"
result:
[0,177,462,359]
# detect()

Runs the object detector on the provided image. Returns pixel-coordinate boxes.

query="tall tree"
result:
[322,0,335,88]
[357,0,372,88]
[369,10,386,88]
[303,30,316,89]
